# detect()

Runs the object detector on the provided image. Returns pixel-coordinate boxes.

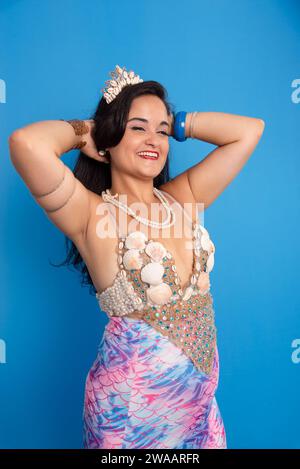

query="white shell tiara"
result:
[101,64,144,104]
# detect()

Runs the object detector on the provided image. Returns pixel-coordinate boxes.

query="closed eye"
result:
[131,126,169,136]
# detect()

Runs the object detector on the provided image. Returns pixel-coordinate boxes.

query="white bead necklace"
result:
[101,187,176,229]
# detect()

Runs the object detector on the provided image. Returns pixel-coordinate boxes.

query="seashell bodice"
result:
[95,189,217,376]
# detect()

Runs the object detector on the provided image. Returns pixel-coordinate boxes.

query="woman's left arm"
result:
[169,112,265,209]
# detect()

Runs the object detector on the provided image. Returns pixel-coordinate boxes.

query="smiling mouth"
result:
[137,152,159,160]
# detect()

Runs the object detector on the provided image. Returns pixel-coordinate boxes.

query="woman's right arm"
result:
[8,120,94,241]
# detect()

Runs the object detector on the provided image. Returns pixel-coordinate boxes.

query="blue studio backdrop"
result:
[0,0,299,449]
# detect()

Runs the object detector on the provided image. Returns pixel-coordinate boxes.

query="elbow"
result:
[258,118,265,131]
[256,118,265,137]
[240,118,265,146]
[240,118,265,143]
[8,129,27,145]
[248,118,265,141]
[8,130,32,167]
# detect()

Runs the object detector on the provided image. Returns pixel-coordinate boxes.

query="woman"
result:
[8,65,265,449]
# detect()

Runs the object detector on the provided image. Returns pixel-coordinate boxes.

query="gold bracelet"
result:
[60,119,89,150]
[189,112,197,139]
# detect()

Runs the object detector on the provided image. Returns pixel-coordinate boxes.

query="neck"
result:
[109,181,159,205]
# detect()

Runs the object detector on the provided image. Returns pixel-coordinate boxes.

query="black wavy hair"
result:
[51,80,176,295]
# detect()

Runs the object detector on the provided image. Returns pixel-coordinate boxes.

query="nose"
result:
[144,129,160,147]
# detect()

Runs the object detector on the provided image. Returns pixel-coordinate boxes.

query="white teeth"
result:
[138,152,158,158]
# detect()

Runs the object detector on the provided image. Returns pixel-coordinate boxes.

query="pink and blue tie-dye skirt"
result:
[83,316,227,449]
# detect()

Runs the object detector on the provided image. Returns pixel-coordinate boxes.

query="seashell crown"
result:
[101,64,144,104]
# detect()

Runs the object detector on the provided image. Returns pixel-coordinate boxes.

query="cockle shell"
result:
[199,224,209,237]
[200,233,211,252]
[195,248,201,257]
[182,286,194,301]
[141,262,164,285]
[145,241,167,262]
[194,239,201,250]
[122,249,144,270]
[206,252,214,273]
[125,231,147,250]
[197,271,211,294]
[146,283,173,305]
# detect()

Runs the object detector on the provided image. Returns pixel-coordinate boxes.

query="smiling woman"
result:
[10,63,262,450]
[48,80,176,295]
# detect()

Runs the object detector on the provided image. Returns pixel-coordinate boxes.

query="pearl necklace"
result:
[101,187,176,228]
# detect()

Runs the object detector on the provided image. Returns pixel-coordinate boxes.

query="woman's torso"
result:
[74,186,199,318]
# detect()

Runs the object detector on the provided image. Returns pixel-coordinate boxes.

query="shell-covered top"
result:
[95,189,217,376]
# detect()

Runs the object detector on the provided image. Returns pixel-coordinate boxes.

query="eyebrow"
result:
[127,117,170,127]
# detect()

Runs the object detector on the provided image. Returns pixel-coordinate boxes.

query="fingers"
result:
[83,119,110,164]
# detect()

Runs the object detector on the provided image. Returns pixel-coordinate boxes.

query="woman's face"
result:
[107,94,172,178]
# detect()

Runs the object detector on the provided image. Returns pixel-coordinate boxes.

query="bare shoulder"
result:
[158,173,199,217]
[158,173,195,205]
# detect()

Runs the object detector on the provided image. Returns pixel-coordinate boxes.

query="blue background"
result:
[1,0,299,449]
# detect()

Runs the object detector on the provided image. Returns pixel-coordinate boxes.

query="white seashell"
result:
[145,241,167,262]
[191,274,197,285]
[125,231,147,250]
[199,224,209,237]
[141,262,164,285]
[193,226,201,238]
[122,249,144,270]
[206,252,214,273]
[195,248,201,257]
[209,240,215,254]
[201,233,211,252]
[146,283,173,305]
[182,286,194,301]
[194,239,201,250]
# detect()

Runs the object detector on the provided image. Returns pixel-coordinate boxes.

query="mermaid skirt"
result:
[83,316,227,449]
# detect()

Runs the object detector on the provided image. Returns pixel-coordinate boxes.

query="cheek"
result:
[125,134,142,150]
